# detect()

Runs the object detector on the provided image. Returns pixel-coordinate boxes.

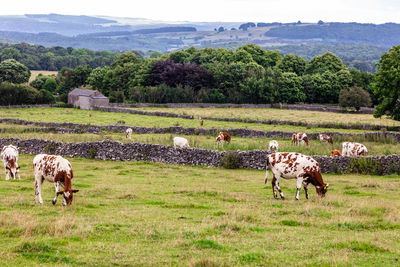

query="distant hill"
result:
[265,22,400,47]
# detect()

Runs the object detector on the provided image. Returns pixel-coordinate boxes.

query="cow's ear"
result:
[17,166,20,169]
[72,189,79,193]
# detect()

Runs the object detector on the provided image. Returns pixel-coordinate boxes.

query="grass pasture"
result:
[0,155,399,266]
[0,107,376,134]
[29,70,58,83]
[1,123,400,156]
[134,107,400,128]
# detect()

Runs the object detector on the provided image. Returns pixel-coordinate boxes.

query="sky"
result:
[1,0,399,23]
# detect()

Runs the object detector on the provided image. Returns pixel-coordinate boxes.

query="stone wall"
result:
[0,104,61,109]
[2,118,400,142]
[95,106,395,131]
[111,102,374,114]
[1,138,399,175]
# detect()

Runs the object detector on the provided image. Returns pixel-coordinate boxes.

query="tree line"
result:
[0,43,118,71]
[1,43,398,120]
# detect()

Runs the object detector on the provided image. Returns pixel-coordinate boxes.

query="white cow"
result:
[265,152,329,200]
[125,128,133,139]
[268,140,279,152]
[1,145,20,180]
[173,137,190,149]
[342,142,368,156]
[33,154,79,206]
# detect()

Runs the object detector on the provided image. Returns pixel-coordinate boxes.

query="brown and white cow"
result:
[33,154,79,206]
[292,132,309,146]
[265,152,329,200]
[330,150,342,157]
[319,134,333,144]
[216,132,231,148]
[342,142,368,157]
[1,145,20,180]
[125,128,133,139]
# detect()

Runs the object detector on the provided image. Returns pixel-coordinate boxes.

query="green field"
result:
[0,155,399,266]
[134,107,400,128]
[1,123,399,156]
[0,108,377,134]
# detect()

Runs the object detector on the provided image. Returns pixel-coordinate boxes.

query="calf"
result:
[173,137,190,149]
[268,140,279,152]
[216,132,231,148]
[33,154,79,206]
[1,145,20,180]
[265,152,329,200]
[342,142,368,156]
[330,150,342,157]
[319,134,333,144]
[292,132,309,145]
[125,128,133,139]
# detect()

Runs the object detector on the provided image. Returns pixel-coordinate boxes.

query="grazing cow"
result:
[319,134,333,144]
[342,142,368,156]
[292,132,309,146]
[125,128,133,139]
[265,152,329,200]
[1,145,20,180]
[173,137,190,149]
[216,132,231,148]
[268,140,279,152]
[33,154,79,206]
[330,150,342,157]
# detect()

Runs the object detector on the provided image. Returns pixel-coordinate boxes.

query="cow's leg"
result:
[34,175,44,204]
[271,176,278,199]
[295,177,304,200]
[5,167,10,180]
[16,168,20,180]
[275,175,285,199]
[303,182,310,199]
[52,182,61,205]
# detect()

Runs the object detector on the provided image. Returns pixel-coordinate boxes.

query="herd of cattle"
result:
[0,130,369,206]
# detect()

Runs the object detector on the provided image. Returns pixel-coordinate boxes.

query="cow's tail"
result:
[264,156,269,184]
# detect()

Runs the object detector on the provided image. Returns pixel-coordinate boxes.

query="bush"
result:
[221,151,239,169]
[0,82,39,105]
[339,86,372,111]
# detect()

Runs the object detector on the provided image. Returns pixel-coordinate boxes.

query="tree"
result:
[276,72,305,103]
[305,52,347,74]
[42,78,57,93]
[278,54,306,76]
[0,59,30,83]
[339,86,372,111]
[374,45,400,120]
[0,47,21,61]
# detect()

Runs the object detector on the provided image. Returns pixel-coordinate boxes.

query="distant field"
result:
[29,70,58,82]
[0,155,399,266]
[0,108,376,134]
[1,123,399,156]
[134,107,400,128]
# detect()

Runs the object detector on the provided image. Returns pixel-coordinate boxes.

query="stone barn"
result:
[68,88,109,109]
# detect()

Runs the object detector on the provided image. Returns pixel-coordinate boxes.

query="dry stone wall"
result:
[1,138,399,175]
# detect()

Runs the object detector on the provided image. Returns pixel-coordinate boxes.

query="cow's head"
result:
[330,150,342,158]
[6,164,19,180]
[306,171,329,197]
[57,189,79,206]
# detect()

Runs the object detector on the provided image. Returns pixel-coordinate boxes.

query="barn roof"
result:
[68,88,104,97]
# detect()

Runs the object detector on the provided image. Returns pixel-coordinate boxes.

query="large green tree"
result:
[0,59,30,83]
[374,45,400,120]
